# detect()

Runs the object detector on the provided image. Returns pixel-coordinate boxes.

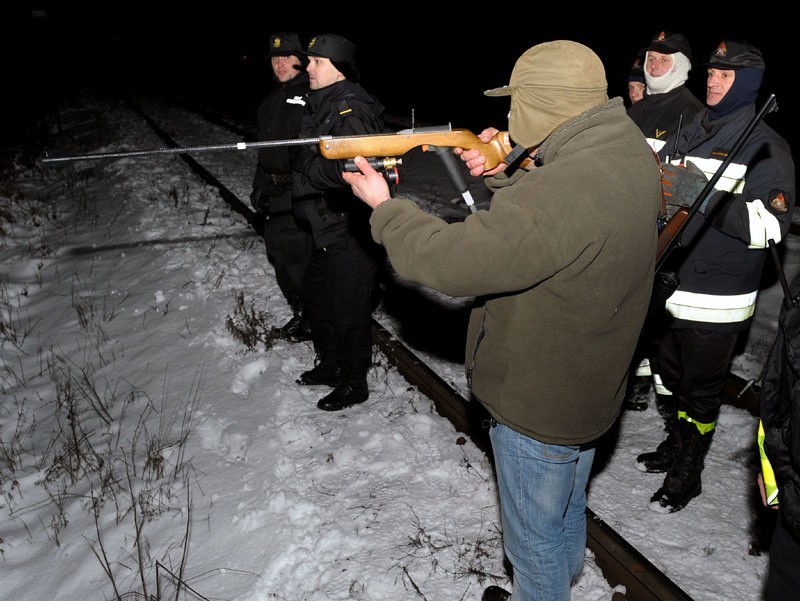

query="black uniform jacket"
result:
[291,79,385,249]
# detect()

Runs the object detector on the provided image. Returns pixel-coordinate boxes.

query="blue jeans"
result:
[490,422,596,601]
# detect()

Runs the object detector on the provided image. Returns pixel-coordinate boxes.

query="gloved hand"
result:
[660,160,708,218]
[250,188,269,214]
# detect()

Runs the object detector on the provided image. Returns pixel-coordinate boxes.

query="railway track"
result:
[105,94,779,600]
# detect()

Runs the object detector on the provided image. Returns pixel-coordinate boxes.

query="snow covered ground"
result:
[1,89,793,601]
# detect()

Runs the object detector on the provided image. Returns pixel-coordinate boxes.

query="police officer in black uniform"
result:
[251,32,313,342]
[290,34,386,411]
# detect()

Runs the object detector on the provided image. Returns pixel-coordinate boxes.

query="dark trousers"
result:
[264,211,312,310]
[656,327,739,422]
[303,236,379,376]
[766,511,800,601]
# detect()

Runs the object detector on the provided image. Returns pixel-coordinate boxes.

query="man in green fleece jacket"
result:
[344,40,662,601]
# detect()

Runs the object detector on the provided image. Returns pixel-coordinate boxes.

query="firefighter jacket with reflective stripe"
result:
[658,104,795,332]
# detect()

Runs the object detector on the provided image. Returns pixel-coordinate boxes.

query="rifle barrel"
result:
[40,125,460,165]
[40,123,467,166]
[41,137,324,164]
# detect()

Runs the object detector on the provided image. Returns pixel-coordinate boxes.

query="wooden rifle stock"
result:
[320,129,529,171]
[656,206,689,262]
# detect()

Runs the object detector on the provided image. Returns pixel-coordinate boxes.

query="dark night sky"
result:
[3,5,796,167]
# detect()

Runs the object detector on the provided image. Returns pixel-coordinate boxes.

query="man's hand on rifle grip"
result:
[453,127,506,177]
[342,156,393,210]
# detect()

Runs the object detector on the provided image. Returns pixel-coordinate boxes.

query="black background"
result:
[3,5,796,168]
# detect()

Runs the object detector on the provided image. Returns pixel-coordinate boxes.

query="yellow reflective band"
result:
[758,420,779,505]
[678,411,716,434]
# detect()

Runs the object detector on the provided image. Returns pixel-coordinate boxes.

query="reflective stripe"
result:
[677,155,784,248]
[746,199,784,249]
[678,155,746,195]
[652,373,672,396]
[635,357,652,377]
[678,410,716,434]
[666,289,757,323]
[758,420,779,505]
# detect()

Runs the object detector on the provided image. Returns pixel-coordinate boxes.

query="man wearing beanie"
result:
[628,31,704,152]
[290,34,386,412]
[343,40,662,601]
[636,41,796,516]
[627,56,645,105]
[250,33,313,343]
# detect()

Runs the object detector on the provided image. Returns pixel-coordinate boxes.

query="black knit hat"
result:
[706,40,765,70]
[269,33,303,57]
[645,31,692,61]
[628,57,645,84]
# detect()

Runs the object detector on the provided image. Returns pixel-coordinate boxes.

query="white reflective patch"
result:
[653,374,672,396]
[237,142,246,150]
[647,138,666,153]
[666,289,758,323]
[746,199,784,249]
[287,96,306,106]
[677,155,746,194]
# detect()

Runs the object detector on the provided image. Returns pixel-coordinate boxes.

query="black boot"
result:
[482,586,511,601]
[279,310,312,342]
[650,418,714,512]
[297,354,342,387]
[635,410,679,473]
[317,373,369,411]
[624,375,653,411]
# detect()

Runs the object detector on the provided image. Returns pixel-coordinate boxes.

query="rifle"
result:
[655,93,779,272]
[41,125,526,172]
[42,125,528,214]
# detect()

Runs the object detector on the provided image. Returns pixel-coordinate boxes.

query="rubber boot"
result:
[635,409,679,473]
[650,416,715,512]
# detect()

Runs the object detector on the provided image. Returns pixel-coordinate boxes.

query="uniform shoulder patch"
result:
[769,190,789,212]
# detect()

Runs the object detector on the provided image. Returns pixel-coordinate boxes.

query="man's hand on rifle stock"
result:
[343,156,393,210]
[454,127,507,177]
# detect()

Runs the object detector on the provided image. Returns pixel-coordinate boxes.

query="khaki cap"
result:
[485,40,608,148]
